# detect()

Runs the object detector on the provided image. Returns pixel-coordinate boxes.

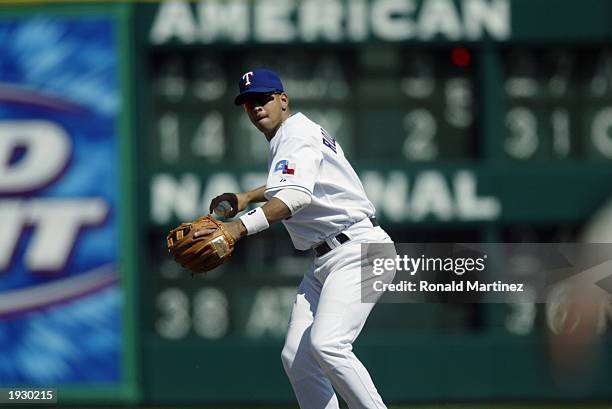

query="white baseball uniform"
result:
[264,112,395,409]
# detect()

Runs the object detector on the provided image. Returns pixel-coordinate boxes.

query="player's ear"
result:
[279,93,289,111]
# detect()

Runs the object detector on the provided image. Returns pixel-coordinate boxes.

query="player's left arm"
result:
[207,197,290,241]
[197,188,312,242]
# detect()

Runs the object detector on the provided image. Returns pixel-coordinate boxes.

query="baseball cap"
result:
[234,68,284,105]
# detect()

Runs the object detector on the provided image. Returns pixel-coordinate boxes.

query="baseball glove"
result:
[166,215,236,274]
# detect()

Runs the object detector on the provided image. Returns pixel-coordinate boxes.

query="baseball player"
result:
[204,68,395,409]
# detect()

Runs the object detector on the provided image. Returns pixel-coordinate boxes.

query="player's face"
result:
[242,92,289,137]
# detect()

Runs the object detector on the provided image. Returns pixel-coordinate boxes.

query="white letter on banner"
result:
[464,0,510,40]
[254,0,296,43]
[418,0,463,40]
[347,0,368,42]
[198,0,249,43]
[299,0,344,42]
[26,199,108,271]
[150,0,197,44]
[0,201,27,272]
[371,0,416,41]
[410,171,453,221]
[454,171,501,221]
[0,120,71,194]
[151,174,201,224]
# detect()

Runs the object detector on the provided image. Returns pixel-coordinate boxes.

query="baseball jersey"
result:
[264,112,375,250]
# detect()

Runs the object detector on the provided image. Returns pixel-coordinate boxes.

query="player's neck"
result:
[264,110,291,142]
[264,129,276,141]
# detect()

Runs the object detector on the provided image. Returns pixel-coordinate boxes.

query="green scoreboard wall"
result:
[133,0,612,404]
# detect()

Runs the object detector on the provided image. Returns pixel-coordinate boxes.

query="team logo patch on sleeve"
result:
[274,159,296,175]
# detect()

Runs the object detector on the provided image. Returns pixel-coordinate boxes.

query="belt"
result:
[313,217,379,257]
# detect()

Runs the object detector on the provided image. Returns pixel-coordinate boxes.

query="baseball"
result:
[214,200,233,217]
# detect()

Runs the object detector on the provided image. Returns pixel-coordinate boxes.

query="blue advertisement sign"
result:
[0,17,123,385]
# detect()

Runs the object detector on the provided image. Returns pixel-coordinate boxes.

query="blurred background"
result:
[0,0,611,407]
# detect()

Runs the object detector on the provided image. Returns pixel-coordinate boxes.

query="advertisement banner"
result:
[0,16,126,388]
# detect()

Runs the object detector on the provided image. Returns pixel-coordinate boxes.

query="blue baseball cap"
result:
[234,68,284,105]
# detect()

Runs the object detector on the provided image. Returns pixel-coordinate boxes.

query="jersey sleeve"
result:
[265,135,323,200]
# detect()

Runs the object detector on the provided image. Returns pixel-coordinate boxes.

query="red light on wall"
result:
[451,47,471,67]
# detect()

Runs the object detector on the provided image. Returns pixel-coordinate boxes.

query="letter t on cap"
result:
[242,71,254,86]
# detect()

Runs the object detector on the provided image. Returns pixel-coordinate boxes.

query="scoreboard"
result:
[503,47,612,160]
[147,45,612,163]
[135,0,612,404]
[147,46,476,165]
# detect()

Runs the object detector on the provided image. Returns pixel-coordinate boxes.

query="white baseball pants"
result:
[281,223,395,409]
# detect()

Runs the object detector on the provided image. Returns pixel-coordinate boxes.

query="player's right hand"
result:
[209,193,240,218]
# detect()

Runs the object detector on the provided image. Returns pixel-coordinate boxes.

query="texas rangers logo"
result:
[274,159,295,175]
[242,71,254,86]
